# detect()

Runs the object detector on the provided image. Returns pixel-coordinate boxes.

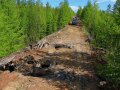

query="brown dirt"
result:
[0,25,99,90]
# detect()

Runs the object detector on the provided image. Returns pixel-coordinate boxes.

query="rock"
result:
[99,81,107,86]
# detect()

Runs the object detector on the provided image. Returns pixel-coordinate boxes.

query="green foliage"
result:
[0,0,25,58]
[77,0,120,88]
[46,2,53,35]
[77,6,82,19]
[58,0,74,29]
[52,8,59,32]
[0,0,74,58]
[113,0,120,24]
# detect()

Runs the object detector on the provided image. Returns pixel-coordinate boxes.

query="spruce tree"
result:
[46,2,53,35]
[113,0,120,24]
[52,8,59,32]
[0,0,74,58]
[0,0,25,57]
[77,7,82,18]
[58,0,74,29]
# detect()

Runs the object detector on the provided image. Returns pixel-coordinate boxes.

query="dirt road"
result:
[0,25,99,90]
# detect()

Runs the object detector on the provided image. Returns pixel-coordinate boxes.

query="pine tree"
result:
[107,4,112,13]
[0,0,74,58]
[35,0,47,39]
[0,0,25,57]
[77,7,82,18]
[52,8,59,32]
[46,2,53,35]
[113,0,120,24]
[79,1,120,88]
[58,0,74,29]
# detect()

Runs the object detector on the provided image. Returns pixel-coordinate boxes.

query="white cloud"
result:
[110,0,117,2]
[96,0,116,3]
[70,6,79,12]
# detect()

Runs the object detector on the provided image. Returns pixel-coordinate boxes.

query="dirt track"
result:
[0,25,99,90]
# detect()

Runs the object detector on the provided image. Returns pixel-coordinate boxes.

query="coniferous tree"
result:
[52,8,59,32]
[0,0,25,57]
[77,7,82,18]
[58,0,74,29]
[46,2,53,35]
[107,4,112,13]
[113,0,120,24]
[35,0,47,39]
[78,0,120,88]
[0,0,74,58]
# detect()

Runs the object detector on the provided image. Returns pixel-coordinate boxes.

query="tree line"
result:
[77,0,120,89]
[0,0,74,58]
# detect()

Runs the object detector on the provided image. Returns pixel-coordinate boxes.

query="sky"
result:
[40,0,116,12]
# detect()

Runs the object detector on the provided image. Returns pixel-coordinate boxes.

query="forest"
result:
[77,0,120,89]
[0,0,120,89]
[0,0,74,58]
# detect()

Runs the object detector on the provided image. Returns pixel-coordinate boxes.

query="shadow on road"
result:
[21,51,99,90]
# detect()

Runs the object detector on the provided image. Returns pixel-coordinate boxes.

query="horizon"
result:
[40,0,116,12]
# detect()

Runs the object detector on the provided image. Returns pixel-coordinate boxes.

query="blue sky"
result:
[40,0,116,12]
